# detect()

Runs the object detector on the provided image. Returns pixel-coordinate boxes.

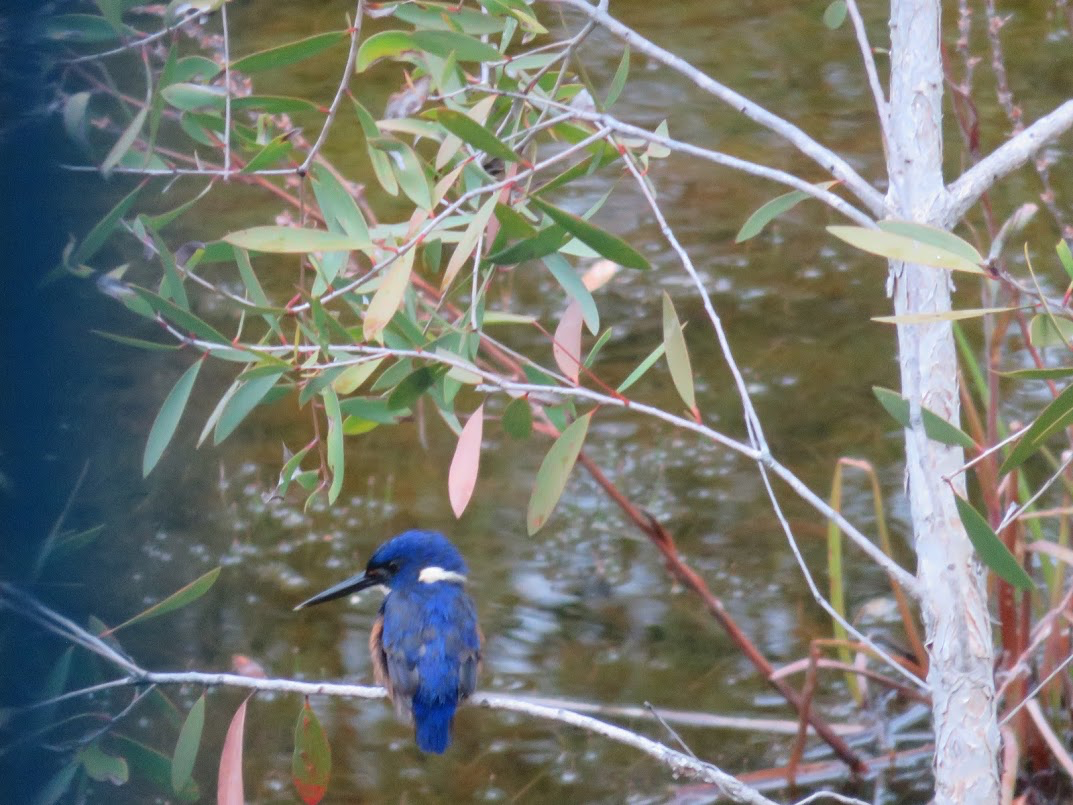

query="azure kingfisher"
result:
[294,530,482,754]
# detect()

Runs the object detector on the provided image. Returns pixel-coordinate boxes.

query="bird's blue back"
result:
[378,569,481,753]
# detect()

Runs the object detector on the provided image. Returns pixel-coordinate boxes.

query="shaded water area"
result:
[4,1,1073,802]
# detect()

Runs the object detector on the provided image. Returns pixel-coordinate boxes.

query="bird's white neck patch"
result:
[418,566,467,585]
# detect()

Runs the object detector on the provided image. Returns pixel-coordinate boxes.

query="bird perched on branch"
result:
[295,530,482,754]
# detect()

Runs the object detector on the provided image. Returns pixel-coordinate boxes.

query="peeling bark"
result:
[887,0,1001,801]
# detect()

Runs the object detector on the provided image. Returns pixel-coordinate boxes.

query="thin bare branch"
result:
[546,0,888,216]
[62,10,202,64]
[844,0,891,158]
[299,0,365,174]
[947,99,1073,224]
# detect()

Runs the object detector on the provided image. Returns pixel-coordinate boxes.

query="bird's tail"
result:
[412,695,456,754]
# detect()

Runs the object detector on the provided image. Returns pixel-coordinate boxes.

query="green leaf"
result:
[364,250,415,341]
[114,736,200,801]
[232,95,319,115]
[133,287,228,343]
[502,397,532,439]
[872,386,976,449]
[68,181,145,268]
[144,359,203,476]
[390,143,432,211]
[996,367,1073,381]
[93,330,179,352]
[662,293,697,413]
[223,226,367,254]
[542,254,599,335]
[79,742,128,785]
[411,30,502,62]
[486,225,568,265]
[736,181,838,242]
[1057,239,1073,281]
[311,165,370,243]
[388,367,438,410]
[161,82,228,111]
[241,136,294,173]
[323,387,345,505]
[527,411,593,534]
[356,30,416,71]
[101,106,147,177]
[954,497,1033,590]
[529,196,650,270]
[431,109,522,163]
[171,694,205,795]
[605,46,630,108]
[107,567,221,633]
[1029,314,1073,349]
[1000,382,1073,475]
[827,225,984,274]
[292,700,332,805]
[214,370,285,444]
[393,3,504,34]
[823,0,848,29]
[231,31,346,72]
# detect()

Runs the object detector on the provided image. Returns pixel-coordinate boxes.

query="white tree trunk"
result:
[887,0,1000,801]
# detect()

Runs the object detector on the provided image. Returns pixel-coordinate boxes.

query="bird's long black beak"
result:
[293,571,378,611]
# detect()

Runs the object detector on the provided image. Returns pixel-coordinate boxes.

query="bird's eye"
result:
[386,560,401,573]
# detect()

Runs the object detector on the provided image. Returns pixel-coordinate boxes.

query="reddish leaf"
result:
[553,301,583,384]
[292,699,332,805]
[448,403,484,518]
[217,695,250,805]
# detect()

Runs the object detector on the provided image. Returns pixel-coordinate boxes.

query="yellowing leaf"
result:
[441,196,497,292]
[224,226,367,254]
[662,293,697,414]
[827,225,984,273]
[363,250,415,341]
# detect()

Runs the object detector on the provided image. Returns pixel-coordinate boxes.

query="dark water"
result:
[4,1,1072,802]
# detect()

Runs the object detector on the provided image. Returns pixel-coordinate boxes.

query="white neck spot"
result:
[418,566,467,585]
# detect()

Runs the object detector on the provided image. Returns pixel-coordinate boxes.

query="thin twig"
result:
[843,0,890,159]
[62,11,203,64]
[547,0,888,216]
[644,701,697,759]
[299,0,365,174]
[221,2,232,178]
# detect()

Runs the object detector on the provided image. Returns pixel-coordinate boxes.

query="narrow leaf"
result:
[171,694,206,795]
[1029,314,1073,349]
[617,342,666,393]
[553,301,583,383]
[996,367,1073,381]
[214,370,285,445]
[827,225,984,274]
[231,31,346,73]
[80,742,129,785]
[217,696,249,805]
[527,412,593,535]
[1000,382,1073,475]
[530,196,650,270]
[323,387,345,505]
[543,254,599,335]
[954,497,1034,590]
[133,287,229,342]
[363,250,415,341]
[736,181,838,242]
[411,29,501,62]
[662,293,697,412]
[101,106,148,177]
[224,226,367,254]
[449,403,484,518]
[432,109,521,163]
[1057,239,1073,281]
[69,181,145,268]
[441,195,497,291]
[144,359,203,476]
[355,30,416,72]
[332,359,383,395]
[605,46,630,108]
[872,386,976,449]
[873,306,1021,324]
[292,700,331,805]
[107,567,221,634]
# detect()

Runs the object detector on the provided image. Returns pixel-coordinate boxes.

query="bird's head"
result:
[294,530,468,610]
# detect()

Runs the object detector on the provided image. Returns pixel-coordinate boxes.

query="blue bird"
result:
[295,530,482,754]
